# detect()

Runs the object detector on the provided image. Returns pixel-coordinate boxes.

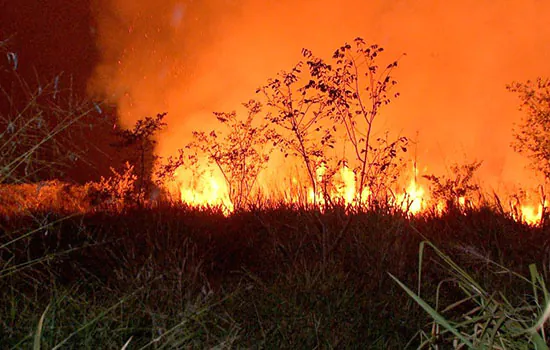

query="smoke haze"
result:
[89,0,550,189]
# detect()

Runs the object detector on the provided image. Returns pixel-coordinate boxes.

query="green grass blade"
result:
[530,332,549,350]
[120,336,133,350]
[424,241,486,297]
[388,273,474,348]
[530,264,540,303]
[529,301,550,334]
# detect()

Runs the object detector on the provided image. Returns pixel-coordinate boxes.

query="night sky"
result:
[0,0,97,94]
[0,0,127,182]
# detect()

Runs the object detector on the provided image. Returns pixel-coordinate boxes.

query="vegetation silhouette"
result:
[1,36,549,348]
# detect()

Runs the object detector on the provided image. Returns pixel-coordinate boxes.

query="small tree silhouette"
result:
[190,100,274,210]
[85,161,138,211]
[423,160,482,211]
[507,78,550,180]
[258,60,336,205]
[304,38,407,203]
[153,148,186,186]
[112,113,167,204]
[258,38,407,206]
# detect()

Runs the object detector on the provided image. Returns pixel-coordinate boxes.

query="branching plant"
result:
[423,160,482,211]
[111,113,167,204]
[153,148,186,186]
[507,78,550,181]
[257,38,407,207]
[190,100,274,210]
[85,161,138,211]
[303,38,408,203]
[258,59,336,205]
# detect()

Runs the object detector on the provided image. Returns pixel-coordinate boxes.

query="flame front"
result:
[172,166,233,212]
[399,177,426,214]
[169,160,431,214]
[165,158,548,226]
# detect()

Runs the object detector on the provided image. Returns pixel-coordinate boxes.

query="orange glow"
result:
[89,0,550,190]
[312,164,360,206]
[338,166,357,205]
[172,165,233,212]
[88,0,550,222]
[397,165,426,214]
[168,160,434,215]
[518,203,545,226]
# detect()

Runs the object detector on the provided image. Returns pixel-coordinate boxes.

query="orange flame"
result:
[172,165,233,212]
[519,204,544,225]
[396,164,426,214]
[165,157,545,226]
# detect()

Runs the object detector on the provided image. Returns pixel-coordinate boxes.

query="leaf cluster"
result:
[508,78,550,179]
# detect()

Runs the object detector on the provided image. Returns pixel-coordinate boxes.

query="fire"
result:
[170,159,431,214]
[305,162,360,206]
[172,166,233,212]
[310,163,359,206]
[87,0,550,226]
[399,178,426,214]
[397,165,426,214]
[338,166,357,205]
[165,156,549,228]
[519,203,545,225]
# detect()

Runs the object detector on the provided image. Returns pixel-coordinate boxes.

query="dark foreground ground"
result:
[1,203,549,348]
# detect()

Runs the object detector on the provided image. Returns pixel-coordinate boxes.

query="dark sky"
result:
[0,1,129,183]
[0,0,97,93]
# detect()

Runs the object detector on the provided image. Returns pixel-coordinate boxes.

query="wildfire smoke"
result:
[87,0,550,222]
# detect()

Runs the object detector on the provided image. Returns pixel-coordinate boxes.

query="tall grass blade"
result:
[423,241,486,296]
[33,303,50,350]
[120,336,133,350]
[0,215,75,250]
[388,273,474,348]
[418,240,425,298]
[530,332,549,350]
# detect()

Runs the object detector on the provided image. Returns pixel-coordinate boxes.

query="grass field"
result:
[1,201,548,348]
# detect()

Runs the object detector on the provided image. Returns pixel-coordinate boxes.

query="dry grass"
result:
[0,180,92,216]
[1,200,549,348]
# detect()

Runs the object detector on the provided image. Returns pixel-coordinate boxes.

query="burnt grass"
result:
[1,203,549,348]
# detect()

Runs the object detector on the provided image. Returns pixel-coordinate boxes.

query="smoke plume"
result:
[89,0,550,189]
